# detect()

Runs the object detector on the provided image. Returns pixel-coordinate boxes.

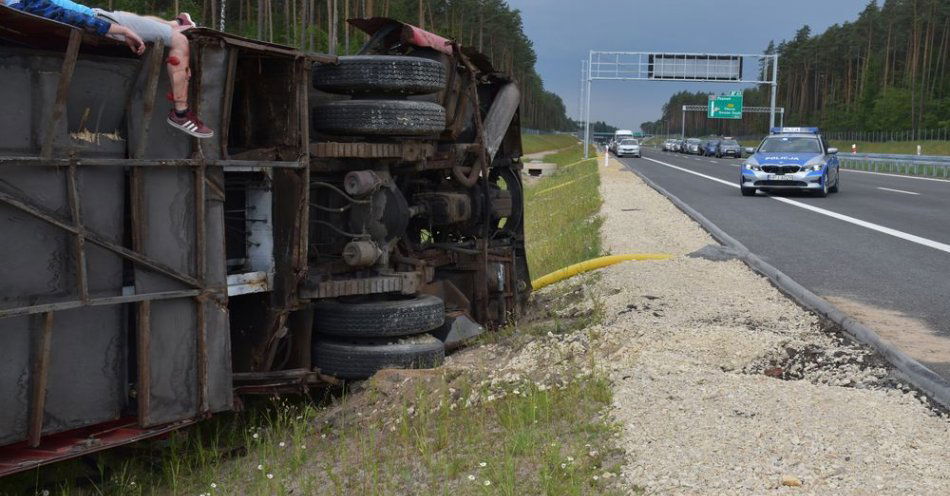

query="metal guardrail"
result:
[838,153,950,178]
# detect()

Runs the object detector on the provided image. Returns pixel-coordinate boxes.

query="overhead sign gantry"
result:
[581,51,779,158]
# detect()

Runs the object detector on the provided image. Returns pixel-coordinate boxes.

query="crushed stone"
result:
[595,158,950,495]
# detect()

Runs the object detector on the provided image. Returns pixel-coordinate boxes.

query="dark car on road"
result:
[700,139,720,156]
[717,139,742,158]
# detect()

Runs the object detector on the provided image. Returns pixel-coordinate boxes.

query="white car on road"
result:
[616,138,641,158]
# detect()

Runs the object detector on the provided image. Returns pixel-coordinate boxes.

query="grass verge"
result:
[522,134,579,156]
[524,143,603,278]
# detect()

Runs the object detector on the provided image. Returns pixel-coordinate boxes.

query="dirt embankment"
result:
[588,157,950,494]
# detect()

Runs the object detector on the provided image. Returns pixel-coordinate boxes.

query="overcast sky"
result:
[506,0,872,130]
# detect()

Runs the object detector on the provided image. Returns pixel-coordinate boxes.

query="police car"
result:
[740,127,840,197]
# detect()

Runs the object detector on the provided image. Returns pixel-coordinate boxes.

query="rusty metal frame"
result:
[0,157,303,169]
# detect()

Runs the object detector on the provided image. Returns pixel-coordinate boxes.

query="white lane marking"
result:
[842,168,950,184]
[876,187,920,195]
[640,156,950,255]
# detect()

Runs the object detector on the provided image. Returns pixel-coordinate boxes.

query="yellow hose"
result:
[531,254,672,290]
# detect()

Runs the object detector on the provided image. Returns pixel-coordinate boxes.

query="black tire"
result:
[816,175,830,197]
[313,100,446,136]
[829,171,840,193]
[313,55,447,96]
[314,294,444,338]
[741,187,756,196]
[313,335,445,380]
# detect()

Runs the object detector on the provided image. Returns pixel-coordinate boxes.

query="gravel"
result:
[595,157,950,494]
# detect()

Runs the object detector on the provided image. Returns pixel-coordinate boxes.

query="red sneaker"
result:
[176,12,196,28]
[166,109,214,138]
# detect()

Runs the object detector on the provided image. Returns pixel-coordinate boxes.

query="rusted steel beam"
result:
[136,301,151,427]
[0,157,304,169]
[0,290,201,319]
[66,163,89,302]
[219,49,238,159]
[40,29,81,159]
[296,59,311,286]
[133,39,165,159]
[0,189,202,288]
[195,161,208,413]
[27,312,54,447]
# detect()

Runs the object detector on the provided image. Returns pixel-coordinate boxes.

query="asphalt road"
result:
[617,148,950,378]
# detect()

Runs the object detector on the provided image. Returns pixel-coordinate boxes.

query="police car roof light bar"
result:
[771,127,820,134]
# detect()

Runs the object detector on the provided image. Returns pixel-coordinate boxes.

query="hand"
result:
[111,25,145,55]
[122,28,145,55]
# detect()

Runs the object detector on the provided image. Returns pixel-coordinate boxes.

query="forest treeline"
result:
[641,0,949,137]
[97,0,571,130]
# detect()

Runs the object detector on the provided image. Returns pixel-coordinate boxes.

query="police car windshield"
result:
[759,137,822,153]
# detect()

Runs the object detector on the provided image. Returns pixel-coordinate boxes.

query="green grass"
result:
[524,143,604,278]
[522,134,580,156]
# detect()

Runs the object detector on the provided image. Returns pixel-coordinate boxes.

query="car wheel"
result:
[313,100,446,136]
[741,187,756,197]
[313,335,445,380]
[312,55,447,96]
[314,294,445,338]
[816,175,829,197]
[829,171,840,193]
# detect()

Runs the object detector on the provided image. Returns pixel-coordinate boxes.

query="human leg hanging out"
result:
[163,30,214,138]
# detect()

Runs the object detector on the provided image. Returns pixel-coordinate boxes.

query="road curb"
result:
[621,157,950,408]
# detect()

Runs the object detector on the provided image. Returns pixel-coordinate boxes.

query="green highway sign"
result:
[708,94,743,119]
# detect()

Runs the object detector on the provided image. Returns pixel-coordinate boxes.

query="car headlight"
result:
[744,163,760,171]
[806,163,824,172]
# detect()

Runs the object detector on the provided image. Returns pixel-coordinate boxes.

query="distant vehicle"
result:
[610,130,635,154]
[717,139,742,158]
[662,139,674,151]
[684,138,702,154]
[700,139,720,156]
[616,138,641,158]
[740,127,840,197]
[671,139,683,152]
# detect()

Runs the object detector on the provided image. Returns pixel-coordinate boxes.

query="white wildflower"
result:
[278,441,286,448]
[479,461,487,467]
[257,464,264,471]
[266,473,274,480]
[468,475,476,481]
[483,480,491,486]
[210,482,217,488]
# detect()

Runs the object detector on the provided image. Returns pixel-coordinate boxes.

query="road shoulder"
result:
[593,154,950,494]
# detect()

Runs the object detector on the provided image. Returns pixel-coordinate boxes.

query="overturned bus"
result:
[0,7,529,475]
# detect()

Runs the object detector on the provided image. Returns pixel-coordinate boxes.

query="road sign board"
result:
[708,94,743,119]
